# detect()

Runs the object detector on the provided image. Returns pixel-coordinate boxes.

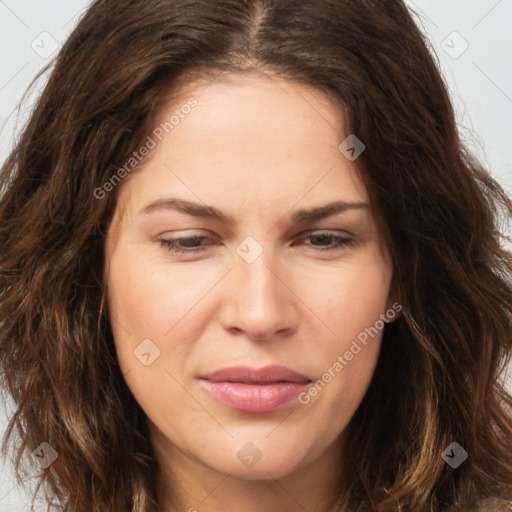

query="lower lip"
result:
[200,379,310,413]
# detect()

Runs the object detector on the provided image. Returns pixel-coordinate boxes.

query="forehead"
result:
[110,72,369,225]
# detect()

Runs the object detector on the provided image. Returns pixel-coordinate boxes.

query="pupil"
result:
[313,235,331,245]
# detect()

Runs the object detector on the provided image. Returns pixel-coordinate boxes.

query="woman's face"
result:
[104,72,394,481]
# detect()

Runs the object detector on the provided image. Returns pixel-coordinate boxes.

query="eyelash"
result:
[158,232,354,254]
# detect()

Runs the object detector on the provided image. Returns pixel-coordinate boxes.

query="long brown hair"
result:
[1,1,512,510]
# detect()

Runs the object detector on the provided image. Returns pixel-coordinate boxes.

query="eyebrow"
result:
[139,197,369,224]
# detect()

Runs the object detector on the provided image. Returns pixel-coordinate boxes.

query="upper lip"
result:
[200,365,311,384]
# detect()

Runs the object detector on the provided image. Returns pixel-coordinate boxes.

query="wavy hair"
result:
[1,0,512,510]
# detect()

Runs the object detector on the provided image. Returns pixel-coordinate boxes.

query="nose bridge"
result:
[221,236,295,339]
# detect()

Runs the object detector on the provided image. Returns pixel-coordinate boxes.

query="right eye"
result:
[159,235,213,254]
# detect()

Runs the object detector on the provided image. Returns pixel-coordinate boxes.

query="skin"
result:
[104,71,395,512]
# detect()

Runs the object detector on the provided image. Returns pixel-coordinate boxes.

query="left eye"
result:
[159,232,353,254]
[292,232,354,251]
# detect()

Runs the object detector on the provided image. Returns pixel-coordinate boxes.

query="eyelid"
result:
[297,228,355,237]
[156,228,353,243]
[158,229,356,255]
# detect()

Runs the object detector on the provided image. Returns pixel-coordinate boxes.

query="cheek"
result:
[105,250,196,417]
[105,248,178,372]
[105,245,223,399]
[106,246,204,339]
[295,260,390,405]
[300,258,390,347]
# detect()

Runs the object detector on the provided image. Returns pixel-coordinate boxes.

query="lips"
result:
[200,365,311,384]
[199,365,311,413]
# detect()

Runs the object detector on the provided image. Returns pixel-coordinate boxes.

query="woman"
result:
[1,1,511,511]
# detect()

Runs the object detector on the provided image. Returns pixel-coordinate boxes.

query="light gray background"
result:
[0,1,511,510]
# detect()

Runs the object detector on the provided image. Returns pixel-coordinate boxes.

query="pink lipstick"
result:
[199,365,311,413]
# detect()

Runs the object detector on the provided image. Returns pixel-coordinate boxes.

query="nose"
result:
[218,245,298,341]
